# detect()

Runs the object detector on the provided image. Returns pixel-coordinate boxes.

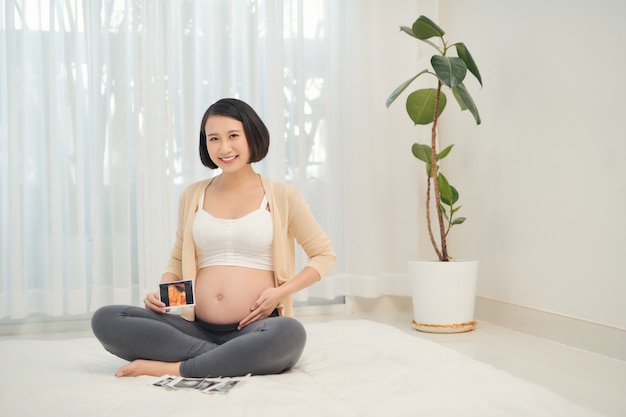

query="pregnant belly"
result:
[194,265,275,324]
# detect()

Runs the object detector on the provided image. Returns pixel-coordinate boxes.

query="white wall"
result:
[432,0,626,329]
[340,0,434,280]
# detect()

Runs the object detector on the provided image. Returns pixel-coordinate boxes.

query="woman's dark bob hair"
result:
[199,98,270,169]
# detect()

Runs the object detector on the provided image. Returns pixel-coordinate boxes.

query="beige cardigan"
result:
[163,175,337,320]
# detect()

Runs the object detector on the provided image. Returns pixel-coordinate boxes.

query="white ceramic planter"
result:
[408,260,479,333]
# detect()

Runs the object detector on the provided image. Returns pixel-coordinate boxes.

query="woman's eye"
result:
[229,134,239,139]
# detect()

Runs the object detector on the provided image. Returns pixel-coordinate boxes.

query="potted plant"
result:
[386,15,483,333]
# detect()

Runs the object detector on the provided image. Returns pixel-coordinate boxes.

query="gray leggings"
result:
[91,305,306,378]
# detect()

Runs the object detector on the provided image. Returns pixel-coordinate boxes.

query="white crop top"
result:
[192,190,274,271]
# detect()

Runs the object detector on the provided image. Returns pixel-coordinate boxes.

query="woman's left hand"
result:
[238,287,283,330]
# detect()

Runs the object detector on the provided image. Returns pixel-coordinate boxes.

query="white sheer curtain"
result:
[1,0,427,321]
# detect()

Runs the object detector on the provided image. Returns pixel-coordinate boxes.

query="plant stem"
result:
[431,80,449,261]
[425,174,443,260]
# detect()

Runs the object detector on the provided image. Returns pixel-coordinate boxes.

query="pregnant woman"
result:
[91,98,336,378]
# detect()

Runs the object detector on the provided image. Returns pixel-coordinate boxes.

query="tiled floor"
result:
[301,311,626,417]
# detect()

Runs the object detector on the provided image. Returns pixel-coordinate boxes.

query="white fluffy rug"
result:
[0,319,605,417]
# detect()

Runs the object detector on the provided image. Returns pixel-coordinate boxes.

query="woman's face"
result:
[204,115,251,172]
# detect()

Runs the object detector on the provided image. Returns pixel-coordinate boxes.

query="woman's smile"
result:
[220,155,238,164]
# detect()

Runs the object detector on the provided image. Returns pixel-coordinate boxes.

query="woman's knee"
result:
[91,305,118,340]
[265,317,307,361]
[90,305,136,340]
[277,317,306,346]
[272,317,306,371]
[240,316,306,355]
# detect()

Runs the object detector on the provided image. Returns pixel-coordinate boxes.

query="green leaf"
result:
[451,217,466,225]
[437,173,453,205]
[386,71,426,108]
[411,15,445,40]
[451,86,468,111]
[451,83,481,125]
[440,204,449,220]
[455,43,482,87]
[400,25,416,38]
[437,144,454,160]
[411,143,432,164]
[449,186,459,205]
[412,144,433,177]
[441,191,455,206]
[406,89,447,125]
[439,179,460,206]
[425,163,433,177]
[432,56,467,88]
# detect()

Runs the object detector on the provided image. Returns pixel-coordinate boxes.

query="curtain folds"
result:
[1,0,425,320]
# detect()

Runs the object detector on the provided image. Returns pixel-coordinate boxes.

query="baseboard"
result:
[346,295,413,316]
[475,296,626,362]
[344,294,626,362]
[0,314,93,339]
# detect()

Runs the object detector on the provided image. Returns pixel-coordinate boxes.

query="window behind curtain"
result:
[0,0,345,320]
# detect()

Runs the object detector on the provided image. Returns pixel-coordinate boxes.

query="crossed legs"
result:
[91,305,306,378]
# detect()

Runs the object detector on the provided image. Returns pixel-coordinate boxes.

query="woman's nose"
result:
[219,140,231,153]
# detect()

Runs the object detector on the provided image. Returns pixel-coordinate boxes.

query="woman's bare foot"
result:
[115,359,181,378]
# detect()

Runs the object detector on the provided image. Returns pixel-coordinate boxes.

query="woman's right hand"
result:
[144,291,169,314]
